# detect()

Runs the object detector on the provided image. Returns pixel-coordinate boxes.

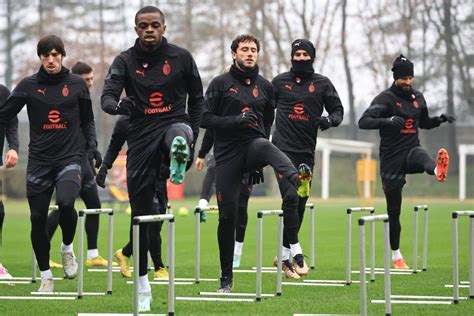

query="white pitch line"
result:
[351,270,412,275]
[198,292,275,297]
[176,296,255,302]
[0,296,76,300]
[0,281,31,284]
[153,277,217,282]
[233,269,281,273]
[282,282,345,287]
[302,279,369,284]
[372,299,452,305]
[8,277,63,280]
[78,314,165,316]
[444,284,470,288]
[391,295,467,300]
[31,291,106,296]
[126,281,192,285]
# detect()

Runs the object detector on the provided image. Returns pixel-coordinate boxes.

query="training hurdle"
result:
[358,214,391,316]
[452,210,474,303]
[412,205,429,273]
[133,214,175,316]
[193,205,220,283]
[178,210,283,303]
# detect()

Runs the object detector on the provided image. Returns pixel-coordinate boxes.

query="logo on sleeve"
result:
[163,60,171,76]
[308,82,315,93]
[43,109,67,129]
[144,91,171,115]
[62,85,69,97]
[288,103,309,121]
[228,86,238,94]
[253,85,259,98]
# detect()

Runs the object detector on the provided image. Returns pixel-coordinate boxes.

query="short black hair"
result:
[135,6,165,25]
[71,61,93,75]
[230,34,260,53]
[37,35,66,57]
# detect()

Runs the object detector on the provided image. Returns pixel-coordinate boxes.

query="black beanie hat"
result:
[391,54,414,80]
[291,39,316,60]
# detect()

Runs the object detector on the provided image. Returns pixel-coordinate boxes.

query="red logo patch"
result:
[62,85,69,97]
[48,110,60,123]
[293,103,305,115]
[241,107,250,113]
[135,69,145,77]
[413,100,419,108]
[405,118,414,129]
[163,60,170,76]
[149,92,164,107]
[253,85,259,98]
[308,82,315,93]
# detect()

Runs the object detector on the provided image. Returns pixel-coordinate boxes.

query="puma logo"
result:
[284,84,292,91]
[37,88,46,96]
[228,87,238,94]
[135,69,145,77]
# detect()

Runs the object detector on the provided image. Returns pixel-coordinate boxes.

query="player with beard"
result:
[201,34,309,293]
[101,6,203,311]
[271,39,343,277]
[0,84,19,279]
[0,35,100,292]
[359,54,454,269]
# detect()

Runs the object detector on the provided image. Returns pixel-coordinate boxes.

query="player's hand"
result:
[316,116,332,131]
[248,169,264,185]
[439,114,455,123]
[95,166,108,188]
[88,147,103,169]
[384,116,405,129]
[235,111,258,127]
[195,157,205,171]
[115,96,136,115]
[4,149,18,168]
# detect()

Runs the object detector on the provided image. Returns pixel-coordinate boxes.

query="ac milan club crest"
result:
[413,100,419,108]
[309,82,315,93]
[163,60,171,76]
[253,85,259,98]
[62,84,69,97]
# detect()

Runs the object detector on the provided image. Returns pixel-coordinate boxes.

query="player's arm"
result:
[184,53,204,142]
[79,85,102,168]
[262,84,275,139]
[322,81,344,127]
[358,95,391,129]
[201,79,236,129]
[418,95,454,129]
[101,56,128,115]
[0,82,27,144]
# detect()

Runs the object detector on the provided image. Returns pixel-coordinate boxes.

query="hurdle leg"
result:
[383,219,392,315]
[346,211,352,285]
[276,213,283,296]
[168,219,175,315]
[453,213,459,304]
[194,208,201,284]
[413,207,419,274]
[309,204,315,269]
[133,223,140,316]
[256,214,263,302]
[359,221,367,316]
[107,212,113,294]
[470,215,474,299]
[370,220,375,282]
[78,212,85,299]
[422,207,429,271]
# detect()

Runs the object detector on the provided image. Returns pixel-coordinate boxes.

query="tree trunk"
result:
[443,0,458,169]
[341,0,357,139]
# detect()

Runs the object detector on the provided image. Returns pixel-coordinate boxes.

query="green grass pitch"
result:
[0,197,472,315]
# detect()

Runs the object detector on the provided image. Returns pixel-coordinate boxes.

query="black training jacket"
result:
[101,37,203,149]
[0,68,96,165]
[271,71,343,155]
[200,71,274,163]
[0,84,19,166]
[359,85,441,160]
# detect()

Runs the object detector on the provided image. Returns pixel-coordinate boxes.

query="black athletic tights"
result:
[47,185,101,250]
[0,201,4,245]
[29,181,79,271]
